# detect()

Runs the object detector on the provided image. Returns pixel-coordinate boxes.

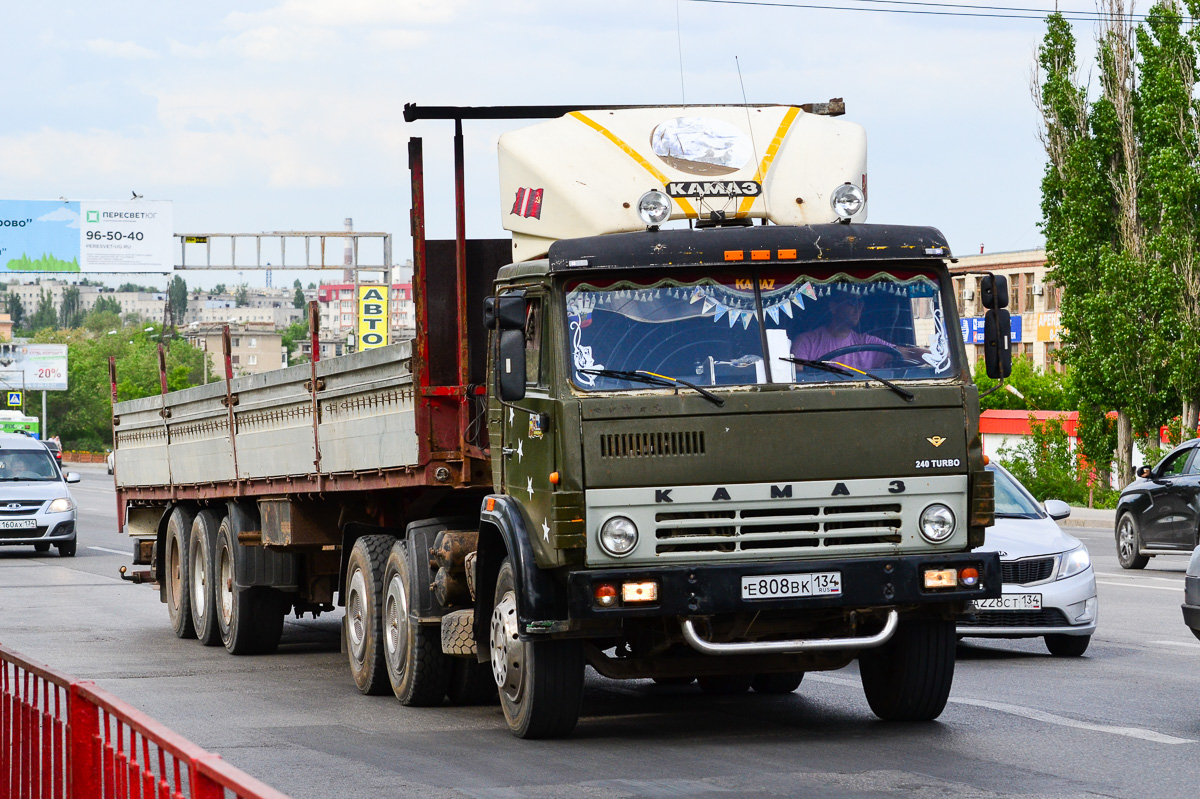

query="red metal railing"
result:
[1,645,290,799]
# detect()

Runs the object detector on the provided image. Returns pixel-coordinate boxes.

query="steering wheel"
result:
[817,343,914,368]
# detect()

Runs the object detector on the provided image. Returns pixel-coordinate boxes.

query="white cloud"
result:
[37,207,80,228]
[84,39,159,60]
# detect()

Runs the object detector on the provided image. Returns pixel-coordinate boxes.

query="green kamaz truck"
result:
[112,103,1008,739]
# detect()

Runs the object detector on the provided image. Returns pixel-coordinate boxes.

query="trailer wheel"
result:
[165,507,197,640]
[859,618,955,721]
[382,541,452,706]
[491,558,584,738]
[345,534,395,695]
[188,509,222,646]
[215,515,286,655]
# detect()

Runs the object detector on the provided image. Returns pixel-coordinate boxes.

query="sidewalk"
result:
[1060,505,1116,529]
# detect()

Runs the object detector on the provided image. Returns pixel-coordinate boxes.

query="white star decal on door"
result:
[517,440,523,461]
[508,407,514,426]
[541,518,550,542]
[526,476,534,498]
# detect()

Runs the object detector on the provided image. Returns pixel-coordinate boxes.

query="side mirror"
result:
[983,308,1012,379]
[1137,466,1152,479]
[65,473,81,484]
[980,274,1010,309]
[484,292,526,330]
[1043,499,1071,521]
[497,329,526,402]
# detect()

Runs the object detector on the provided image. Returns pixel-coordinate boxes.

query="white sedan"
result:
[957,463,1098,657]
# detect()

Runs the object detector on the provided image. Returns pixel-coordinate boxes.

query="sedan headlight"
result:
[599,516,639,557]
[48,497,75,513]
[919,504,956,543]
[1058,545,1091,580]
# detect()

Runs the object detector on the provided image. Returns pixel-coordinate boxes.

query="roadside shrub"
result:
[998,414,1118,508]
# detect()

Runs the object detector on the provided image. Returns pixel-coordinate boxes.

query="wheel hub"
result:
[490,591,523,701]
[190,539,207,611]
[347,569,368,661]
[218,545,233,626]
[384,573,408,672]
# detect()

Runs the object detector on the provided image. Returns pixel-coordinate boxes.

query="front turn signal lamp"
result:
[924,568,957,589]
[622,581,659,603]
[594,583,618,607]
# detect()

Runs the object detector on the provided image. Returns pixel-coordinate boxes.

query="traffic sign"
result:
[7,391,22,407]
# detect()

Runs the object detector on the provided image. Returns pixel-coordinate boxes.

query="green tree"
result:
[5,294,25,329]
[293,286,305,309]
[973,357,1077,411]
[58,285,82,328]
[280,318,309,363]
[235,284,249,307]
[168,275,188,325]
[27,289,57,332]
[209,284,227,296]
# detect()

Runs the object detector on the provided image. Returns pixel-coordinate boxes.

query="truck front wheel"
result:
[382,541,452,705]
[345,534,395,695]
[490,558,584,738]
[858,617,955,721]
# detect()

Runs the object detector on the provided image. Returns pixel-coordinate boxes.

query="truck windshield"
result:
[565,267,955,389]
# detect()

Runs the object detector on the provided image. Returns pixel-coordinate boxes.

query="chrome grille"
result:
[599,431,705,459]
[1001,556,1055,585]
[654,502,901,555]
[0,500,44,515]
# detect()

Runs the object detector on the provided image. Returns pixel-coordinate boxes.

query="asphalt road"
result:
[2,464,1198,798]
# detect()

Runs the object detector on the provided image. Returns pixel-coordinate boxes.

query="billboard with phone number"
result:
[0,200,172,273]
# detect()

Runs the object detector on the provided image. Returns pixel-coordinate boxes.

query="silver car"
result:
[1184,545,1200,640]
[957,463,1098,656]
[0,432,80,556]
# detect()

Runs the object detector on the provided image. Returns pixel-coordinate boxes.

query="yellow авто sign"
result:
[357,285,388,349]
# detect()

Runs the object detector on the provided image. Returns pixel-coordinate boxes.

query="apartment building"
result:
[184,323,287,377]
[949,250,1062,371]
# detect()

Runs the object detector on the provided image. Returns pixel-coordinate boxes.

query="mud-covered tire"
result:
[189,509,222,646]
[447,658,498,706]
[752,671,805,694]
[215,515,286,655]
[382,541,451,706]
[859,618,956,721]
[1116,513,1149,570]
[440,609,476,656]
[345,534,395,695]
[1044,633,1091,657]
[165,507,197,639]
[492,558,584,738]
[698,674,754,695]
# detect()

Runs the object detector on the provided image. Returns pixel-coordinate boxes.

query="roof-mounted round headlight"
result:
[637,190,673,227]
[830,183,865,220]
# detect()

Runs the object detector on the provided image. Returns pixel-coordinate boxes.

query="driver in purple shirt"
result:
[791,292,895,371]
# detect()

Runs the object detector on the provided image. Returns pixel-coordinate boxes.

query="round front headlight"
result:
[599,516,639,557]
[919,504,956,543]
[637,190,673,227]
[48,497,75,513]
[830,183,865,219]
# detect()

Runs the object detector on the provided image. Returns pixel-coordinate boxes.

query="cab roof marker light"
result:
[831,183,865,220]
[637,190,672,227]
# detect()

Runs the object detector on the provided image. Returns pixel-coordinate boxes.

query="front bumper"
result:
[1184,573,1200,634]
[957,567,1097,638]
[567,551,1000,619]
[0,519,76,547]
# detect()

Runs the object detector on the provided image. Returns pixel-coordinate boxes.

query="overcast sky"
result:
[0,1,1107,291]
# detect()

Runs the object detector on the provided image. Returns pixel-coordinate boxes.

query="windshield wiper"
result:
[782,357,914,403]
[579,368,725,407]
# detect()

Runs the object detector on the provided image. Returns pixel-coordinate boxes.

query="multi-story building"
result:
[183,323,287,378]
[314,282,415,342]
[949,249,1062,371]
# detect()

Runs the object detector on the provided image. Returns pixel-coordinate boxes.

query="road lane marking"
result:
[951,698,1196,744]
[1150,640,1200,650]
[807,674,1194,744]
[87,547,132,556]
[1096,580,1182,592]
[1095,571,1184,583]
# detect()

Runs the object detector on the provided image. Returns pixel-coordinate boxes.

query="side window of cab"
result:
[524,297,544,388]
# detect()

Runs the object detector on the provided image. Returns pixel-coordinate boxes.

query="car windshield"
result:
[0,449,60,481]
[565,266,955,390]
[989,465,1045,519]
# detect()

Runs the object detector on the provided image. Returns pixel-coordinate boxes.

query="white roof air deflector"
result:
[498,105,868,260]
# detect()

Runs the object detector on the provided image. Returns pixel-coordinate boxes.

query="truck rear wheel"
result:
[188,509,222,646]
[491,558,584,738]
[215,515,286,655]
[859,618,955,721]
[382,541,452,706]
[345,534,395,695]
[165,507,197,640]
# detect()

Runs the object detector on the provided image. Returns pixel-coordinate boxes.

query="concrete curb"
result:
[1059,507,1116,529]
